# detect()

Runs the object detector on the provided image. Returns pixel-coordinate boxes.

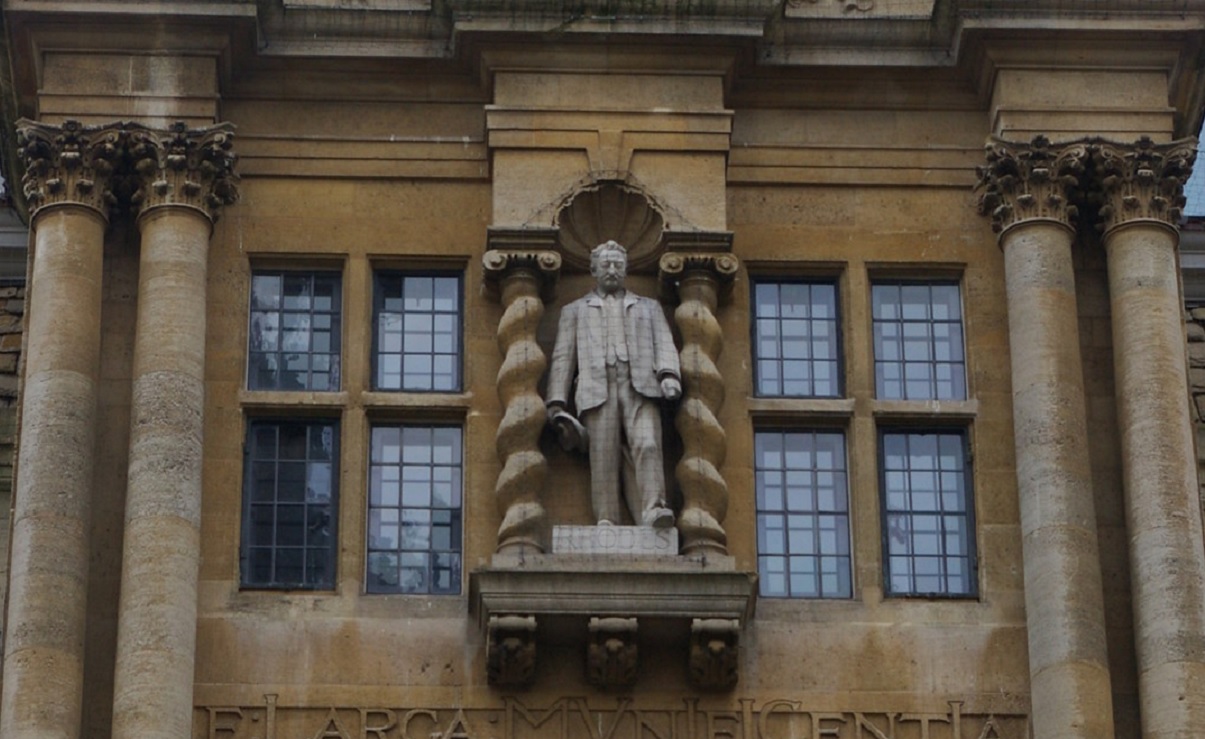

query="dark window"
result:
[752,281,841,397]
[881,429,976,597]
[373,274,461,392]
[247,272,341,391]
[755,429,852,598]
[367,425,463,594]
[871,282,965,400]
[242,420,338,589]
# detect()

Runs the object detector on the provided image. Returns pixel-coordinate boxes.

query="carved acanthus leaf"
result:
[126,121,240,222]
[975,135,1089,235]
[16,119,124,220]
[1094,136,1197,233]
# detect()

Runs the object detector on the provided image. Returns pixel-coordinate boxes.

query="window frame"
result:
[364,422,464,596]
[870,279,967,402]
[246,269,343,393]
[750,278,845,399]
[877,426,978,599]
[371,271,464,394]
[753,427,854,600]
[240,417,341,591]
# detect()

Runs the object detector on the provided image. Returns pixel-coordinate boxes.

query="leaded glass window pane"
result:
[872,282,965,400]
[881,429,976,596]
[755,429,852,598]
[753,281,841,398]
[374,274,461,392]
[248,272,342,391]
[367,425,462,594]
[241,420,338,589]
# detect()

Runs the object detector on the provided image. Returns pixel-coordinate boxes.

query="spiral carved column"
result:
[659,252,738,556]
[484,250,562,553]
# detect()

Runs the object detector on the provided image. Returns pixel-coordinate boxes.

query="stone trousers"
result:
[584,361,667,524]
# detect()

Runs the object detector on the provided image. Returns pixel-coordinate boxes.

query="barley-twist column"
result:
[659,252,738,556]
[976,135,1115,739]
[110,121,238,739]
[1094,136,1205,739]
[0,119,122,739]
[483,248,561,553]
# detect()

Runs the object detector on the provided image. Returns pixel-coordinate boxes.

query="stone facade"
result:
[0,3,1203,739]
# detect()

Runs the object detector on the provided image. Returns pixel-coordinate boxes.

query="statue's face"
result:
[592,249,627,294]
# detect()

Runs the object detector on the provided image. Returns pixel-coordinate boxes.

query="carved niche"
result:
[555,181,665,274]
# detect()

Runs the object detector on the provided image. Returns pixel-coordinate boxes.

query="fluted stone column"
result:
[977,136,1115,739]
[1095,137,1205,739]
[658,249,738,556]
[483,238,561,553]
[0,120,121,739]
[110,122,237,739]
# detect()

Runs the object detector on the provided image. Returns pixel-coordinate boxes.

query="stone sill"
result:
[469,553,757,629]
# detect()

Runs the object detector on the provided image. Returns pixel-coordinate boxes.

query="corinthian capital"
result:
[1094,136,1196,234]
[16,119,124,220]
[126,121,239,222]
[976,135,1090,235]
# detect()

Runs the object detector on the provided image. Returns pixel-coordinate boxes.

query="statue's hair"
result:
[590,240,628,274]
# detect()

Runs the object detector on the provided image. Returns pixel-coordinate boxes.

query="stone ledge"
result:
[469,555,756,628]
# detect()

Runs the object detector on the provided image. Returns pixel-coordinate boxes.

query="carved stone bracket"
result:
[689,618,740,690]
[483,247,563,554]
[16,119,125,221]
[586,617,638,688]
[486,615,538,687]
[126,121,240,223]
[659,251,739,556]
[975,135,1090,236]
[1094,136,1196,235]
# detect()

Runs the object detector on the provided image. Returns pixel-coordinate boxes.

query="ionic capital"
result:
[482,250,562,300]
[126,121,239,223]
[1094,136,1196,235]
[16,119,124,222]
[976,135,1090,236]
[658,252,739,302]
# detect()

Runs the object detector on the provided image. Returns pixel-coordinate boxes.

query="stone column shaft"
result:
[0,119,120,739]
[483,244,561,554]
[1095,137,1205,739]
[978,137,1114,739]
[659,250,737,556]
[110,122,237,738]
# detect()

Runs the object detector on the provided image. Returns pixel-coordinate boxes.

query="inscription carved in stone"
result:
[199,695,1028,738]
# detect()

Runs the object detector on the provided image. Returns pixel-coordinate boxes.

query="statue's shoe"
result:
[643,507,675,529]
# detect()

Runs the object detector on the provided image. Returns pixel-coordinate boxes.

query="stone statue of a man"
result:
[546,241,682,528]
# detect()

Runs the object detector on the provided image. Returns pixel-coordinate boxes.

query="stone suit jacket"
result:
[546,290,681,415]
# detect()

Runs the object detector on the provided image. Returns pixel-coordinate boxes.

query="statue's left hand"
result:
[661,377,682,401]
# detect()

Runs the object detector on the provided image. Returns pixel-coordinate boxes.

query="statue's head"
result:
[590,240,628,295]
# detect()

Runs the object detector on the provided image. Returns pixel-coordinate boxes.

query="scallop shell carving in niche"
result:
[556,184,665,274]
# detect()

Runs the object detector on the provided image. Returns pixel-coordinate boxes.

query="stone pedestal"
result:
[1097,135,1205,739]
[110,122,237,739]
[978,137,1114,739]
[0,120,121,739]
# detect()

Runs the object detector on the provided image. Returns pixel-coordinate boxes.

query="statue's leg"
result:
[586,368,624,524]
[615,363,672,527]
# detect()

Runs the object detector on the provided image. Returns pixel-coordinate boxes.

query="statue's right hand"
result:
[546,403,564,426]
